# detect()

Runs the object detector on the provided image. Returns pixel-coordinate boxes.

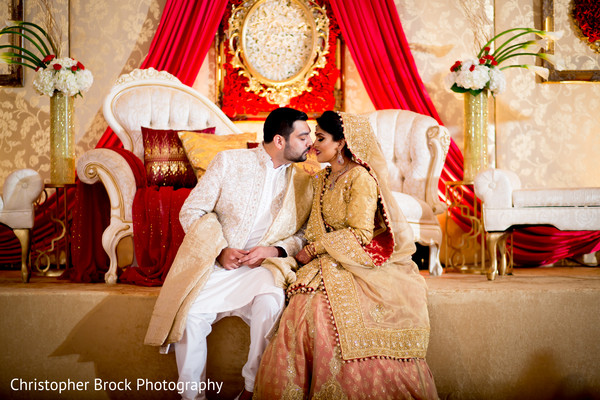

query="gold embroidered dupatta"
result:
[290,113,430,361]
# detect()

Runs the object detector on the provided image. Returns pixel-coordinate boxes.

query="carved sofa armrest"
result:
[76,148,143,284]
[425,125,451,215]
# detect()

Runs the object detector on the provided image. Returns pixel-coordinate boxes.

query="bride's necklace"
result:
[327,163,351,190]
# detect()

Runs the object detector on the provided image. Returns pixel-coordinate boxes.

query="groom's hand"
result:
[217,248,249,270]
[239,246,279,268]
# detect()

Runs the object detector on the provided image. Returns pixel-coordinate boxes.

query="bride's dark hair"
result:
[316,111,353,159]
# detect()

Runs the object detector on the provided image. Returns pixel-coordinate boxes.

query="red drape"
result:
[329,0,600,266]
[119,186,190,286]
[96,0,229,149]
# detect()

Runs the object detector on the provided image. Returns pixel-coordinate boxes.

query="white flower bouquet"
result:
[0,21,93,97]
[33,56,93,97]
[447,27,563,96]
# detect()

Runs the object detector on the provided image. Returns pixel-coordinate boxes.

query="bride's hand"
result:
[295,245,315,265]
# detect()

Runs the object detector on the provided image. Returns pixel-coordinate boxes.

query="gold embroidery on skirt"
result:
[282,315,304,399]
[313,348,346,400]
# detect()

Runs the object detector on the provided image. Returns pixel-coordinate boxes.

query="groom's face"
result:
[282,120,312,163]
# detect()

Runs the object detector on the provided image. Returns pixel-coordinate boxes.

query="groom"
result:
[144,107,314,400]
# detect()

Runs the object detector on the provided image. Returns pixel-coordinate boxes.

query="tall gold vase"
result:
[463,91,488,184]
[50,92,75,184]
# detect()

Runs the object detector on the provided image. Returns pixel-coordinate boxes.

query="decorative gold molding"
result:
[569,0,600,55]
[0,0,24,87]
[227,0,330,106]
[114,67,181,86]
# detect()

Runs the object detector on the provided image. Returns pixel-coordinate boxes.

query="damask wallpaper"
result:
[0,0,163,188]
[0,0,599,190]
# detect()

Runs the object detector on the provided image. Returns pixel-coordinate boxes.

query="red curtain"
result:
[329,0,600,266]
[96,0,229,149]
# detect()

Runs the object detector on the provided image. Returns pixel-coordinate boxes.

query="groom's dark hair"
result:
[263,107,308,143]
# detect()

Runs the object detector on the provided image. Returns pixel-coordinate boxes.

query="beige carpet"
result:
[0,267,598,399]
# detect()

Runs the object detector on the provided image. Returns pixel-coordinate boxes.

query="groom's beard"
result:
[284,144,310,163]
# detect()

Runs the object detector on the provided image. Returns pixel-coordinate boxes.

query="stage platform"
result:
[0,267,599,399]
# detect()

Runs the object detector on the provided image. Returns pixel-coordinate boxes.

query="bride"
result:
[254,111,438,399]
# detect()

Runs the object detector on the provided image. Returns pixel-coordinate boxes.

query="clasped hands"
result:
[217,246,279,270]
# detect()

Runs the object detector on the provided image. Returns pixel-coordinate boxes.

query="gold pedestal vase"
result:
[50,92,75,184]
[463,91,488,183]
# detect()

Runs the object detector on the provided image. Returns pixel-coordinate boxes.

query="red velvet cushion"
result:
[141,126,215,188]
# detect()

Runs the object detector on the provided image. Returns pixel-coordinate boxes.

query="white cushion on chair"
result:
[0,169,44,229]
[391,191,436,224]
[513,188,600,208]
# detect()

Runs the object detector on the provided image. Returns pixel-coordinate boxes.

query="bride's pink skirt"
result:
[254,291,438,399]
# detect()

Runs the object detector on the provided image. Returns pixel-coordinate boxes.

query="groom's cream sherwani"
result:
[145,144,312,346]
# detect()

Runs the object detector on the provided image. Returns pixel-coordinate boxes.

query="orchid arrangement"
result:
[447,27,563,96]
[0,21,93,97]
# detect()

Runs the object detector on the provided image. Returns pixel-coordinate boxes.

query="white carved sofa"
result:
[0,169,44,282]
[366,110,450,275]
[77,68,242,284]
[474,168,600,280]
[78,68,450,283]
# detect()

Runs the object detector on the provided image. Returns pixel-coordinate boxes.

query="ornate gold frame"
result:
[541,0,600,82]
[0,0,24,87]
[227,0,330,106]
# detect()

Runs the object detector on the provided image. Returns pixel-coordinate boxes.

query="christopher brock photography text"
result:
[10,378,224,396]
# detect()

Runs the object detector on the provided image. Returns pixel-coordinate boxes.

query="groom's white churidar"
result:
[144,141,312,400]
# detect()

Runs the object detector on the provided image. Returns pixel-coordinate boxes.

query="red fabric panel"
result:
[0,226,20,264]
[62,180,111,282]
[119,186,190,286]
[66,148,146,282]
[512,227,600,266]
[110,148,147,189]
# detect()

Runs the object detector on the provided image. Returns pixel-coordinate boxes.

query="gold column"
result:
[50,92,75,184]
[463,91,488,184]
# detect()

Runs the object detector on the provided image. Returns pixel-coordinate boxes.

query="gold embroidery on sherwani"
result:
[146,146,313,346]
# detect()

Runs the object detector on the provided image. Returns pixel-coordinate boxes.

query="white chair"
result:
[77,68,242,284]
[366,110,450,275]
[474,168,600,280]
[0,169,44,282]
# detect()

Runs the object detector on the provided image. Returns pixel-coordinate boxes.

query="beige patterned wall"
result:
[1,0,599,190]
[0,0,163,188]
[395,0,600,188]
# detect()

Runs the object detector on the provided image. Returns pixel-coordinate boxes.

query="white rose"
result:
[488,67,506,95]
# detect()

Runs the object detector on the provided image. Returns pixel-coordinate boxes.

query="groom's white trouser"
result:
[175,291,284,400]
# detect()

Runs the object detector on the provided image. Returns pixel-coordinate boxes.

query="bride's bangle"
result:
[305,243,316,258]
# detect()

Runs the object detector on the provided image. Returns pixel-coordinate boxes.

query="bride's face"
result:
[313,126,343,164]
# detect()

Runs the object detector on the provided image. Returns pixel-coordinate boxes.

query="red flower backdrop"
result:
[220,0,341,118]
[572,0,600,44]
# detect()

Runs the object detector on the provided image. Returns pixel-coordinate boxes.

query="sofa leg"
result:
[486,232,507,281]
[13,229,31,283]
[497,234,509,276]
[428,244,443,276]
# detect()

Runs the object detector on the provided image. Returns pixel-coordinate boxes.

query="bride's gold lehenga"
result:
[254,113,438,399]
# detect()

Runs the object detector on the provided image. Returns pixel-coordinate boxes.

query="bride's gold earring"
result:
[337,148,344,165]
